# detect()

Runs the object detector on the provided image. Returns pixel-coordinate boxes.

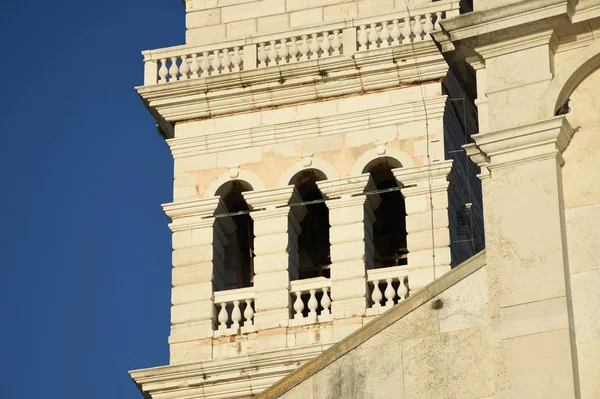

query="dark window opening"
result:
[290,169,331,280]
[216,180,254,290]
[363,157,408,268]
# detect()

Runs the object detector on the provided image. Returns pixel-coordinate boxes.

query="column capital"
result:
[467,116,573,173]
[162,197,228,232]
[392,160,453,195]
[316,174,375,199]
[243,186,306,223]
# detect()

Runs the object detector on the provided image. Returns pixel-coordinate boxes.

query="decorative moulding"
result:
[392,160,453,192]
[317,173,375,198]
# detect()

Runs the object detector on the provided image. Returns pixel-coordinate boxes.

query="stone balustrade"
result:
[289,277,332,326]
[366,266,410,316]
[213,286,256,336]
[142,2,455,85]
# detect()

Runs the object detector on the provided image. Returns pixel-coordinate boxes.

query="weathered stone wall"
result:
[562,66,600,399]
[184,0,435,45]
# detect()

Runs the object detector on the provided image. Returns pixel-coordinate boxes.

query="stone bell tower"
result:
[130,0,483,397]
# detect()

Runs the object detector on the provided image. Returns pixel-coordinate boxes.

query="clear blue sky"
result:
[0,1,183,397]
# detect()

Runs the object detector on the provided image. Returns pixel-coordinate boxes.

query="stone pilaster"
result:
[243,187,306,330]
[393,161,453,290]
[468,116,579,399]
[317,175,380,319]
[162,197,233,364]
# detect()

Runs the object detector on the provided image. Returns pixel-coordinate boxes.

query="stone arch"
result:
[204,169,265,198]
[350,148,415,176]
[277,158,339,188]
[542,42,600,118]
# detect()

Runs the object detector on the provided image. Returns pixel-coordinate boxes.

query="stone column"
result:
[317,175,380,320]
[243,187,306,330]
[162,197,233,364]
[393,160,453,290]
[467,116,579,399]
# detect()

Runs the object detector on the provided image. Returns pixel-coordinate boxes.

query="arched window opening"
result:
[363,157,408,268]
[216,180,254,290]
[289,169,331,280]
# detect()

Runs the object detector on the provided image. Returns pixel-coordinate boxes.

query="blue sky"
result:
[0,1,183,397]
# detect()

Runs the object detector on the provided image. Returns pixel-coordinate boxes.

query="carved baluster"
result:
[299,35,310,61]
[200,52,210,77]
[372,280,383,308]
[423,13,434,38]
[231,47,242,72]
[230,300,241,330]
[189,53,200,79]
[413,15,423,42]
[331,30,342,55]
[358,25,368,51]
[402,17,412,44]
[218,302,228,330]
[267,40,278,66]
[321,287,331,316]
[321,31,331,57]
[168,57,179,82]
[384,278,395,308]
[158,58,168,83]
[391,19,401,45]
[211,50,221,75]
[379,21,390,48]
[289,37,299,62]
[308,289,318,321]
[221,49,232,73]
[309,33,320,59]
[398,277,409,302]
[368,23,379,49]
[179,55,189,80]
[293,291,304,319]
[258,42,268,67]
[434,12,443,31]
[278,38,289,64]
[244,299,254,325]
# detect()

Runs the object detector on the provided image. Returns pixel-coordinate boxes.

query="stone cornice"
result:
[392,160,453,194]
[317,173,375,198]
[467,116,574,172]
[243,186,301,209]
[162,197,236,234]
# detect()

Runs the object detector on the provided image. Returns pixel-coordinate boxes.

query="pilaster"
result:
[467,116,579,399]
[393,161,453,289]
[317,175,380,319]
[243,187,306,330]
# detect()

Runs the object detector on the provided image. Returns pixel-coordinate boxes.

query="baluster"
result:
[278,38,289,64]
[423,13,434,38]
[179,55,189,80]
[231,300,242,330]
[299,35,310,61]
[384,278,395,308]
[368,23,379,49]
[434,12,443,31]
[321,287,331,316]
[218,302,228,330]
[321,31,331,57]
[158,58,168,83]
[379,21,390,48]
[244,299,254,325]
[289,37,299,62]
[190,53,200,79]
[221,49,232,73]
[211,50,221,75]
[258,42,268,67]
[358,25,368,51]
[391,19,401,46]
[267,40,278,66]
[200,52,210,77]
[397,277,409,302]
[309,33,320,59]
[413,15,423,42]
[168,57,179,82]
[231,47,242,72]
[371,280,383,308]
[402,17,412,44]
[331,30,342,55]
[308,289,318,321]
[293,291,304,319]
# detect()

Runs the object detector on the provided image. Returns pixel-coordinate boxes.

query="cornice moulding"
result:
[317,173,375,198]
[392,160,454,186]
[243,186,300,209]
[162,197,225,220]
